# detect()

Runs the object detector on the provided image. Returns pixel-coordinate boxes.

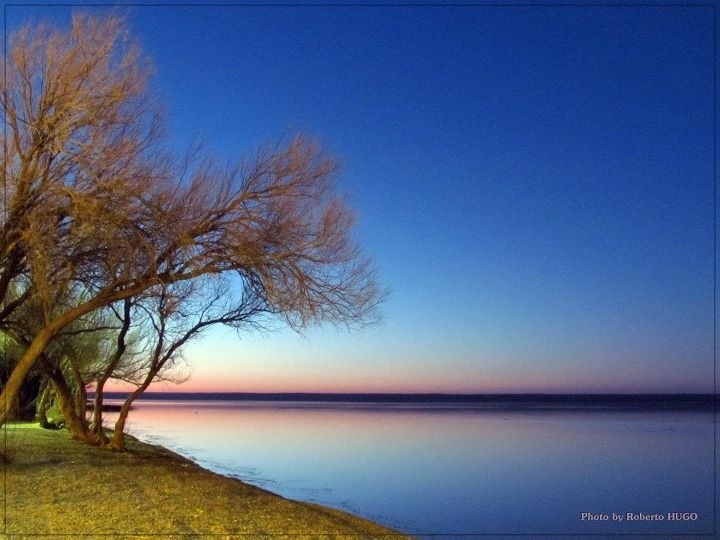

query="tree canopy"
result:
[0,13,382,445]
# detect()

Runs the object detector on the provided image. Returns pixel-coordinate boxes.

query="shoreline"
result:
[3,423,408,538]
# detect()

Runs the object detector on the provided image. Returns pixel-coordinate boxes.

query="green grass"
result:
[2,423,409,538]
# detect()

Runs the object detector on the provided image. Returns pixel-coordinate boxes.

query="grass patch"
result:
[3,423,408,538]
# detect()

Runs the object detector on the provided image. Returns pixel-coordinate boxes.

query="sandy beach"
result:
[2,424,407,538]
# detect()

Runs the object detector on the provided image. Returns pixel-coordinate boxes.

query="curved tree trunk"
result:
[67,358,88,433]
[108,401,131,451]
[47,375,97,444]
[108,396,135,451]
[109,375,157,451]
[0,326,56,425]
[93,298,132,442]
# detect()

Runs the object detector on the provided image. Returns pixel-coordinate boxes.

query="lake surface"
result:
[104,397,716,537]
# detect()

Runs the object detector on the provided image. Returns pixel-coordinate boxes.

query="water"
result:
[105,398,715,537]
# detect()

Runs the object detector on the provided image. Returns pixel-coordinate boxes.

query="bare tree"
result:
[0,13,381,429]
[98,277,268,450]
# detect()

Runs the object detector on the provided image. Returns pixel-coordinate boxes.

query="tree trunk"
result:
[108,398,133,451]
[47,375,97,444]
[93,298,132,441]
[67,358,88,431]
[91,380,106,440]
[0,326,55,425]
[36,378,57,429]
[109,374,157,451]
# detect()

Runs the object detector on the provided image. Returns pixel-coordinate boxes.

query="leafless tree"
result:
[97,277,271,450]
[0,13,382,429]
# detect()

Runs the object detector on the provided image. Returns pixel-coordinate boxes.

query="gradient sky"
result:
[6,2,715,393]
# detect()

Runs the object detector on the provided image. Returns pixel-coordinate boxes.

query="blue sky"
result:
[6,2,715,393]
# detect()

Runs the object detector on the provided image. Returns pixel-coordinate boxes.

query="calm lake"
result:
[105,396,716,537]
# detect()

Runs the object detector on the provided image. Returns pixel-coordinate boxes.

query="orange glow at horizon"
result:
[100,366,688,395]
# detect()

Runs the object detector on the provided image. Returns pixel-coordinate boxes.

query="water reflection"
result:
[106,401,715,535]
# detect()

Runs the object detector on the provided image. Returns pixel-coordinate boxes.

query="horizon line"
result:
[93,390,720,402]
[94,391,719,398]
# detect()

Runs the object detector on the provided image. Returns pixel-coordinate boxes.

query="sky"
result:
[5,2,715,394]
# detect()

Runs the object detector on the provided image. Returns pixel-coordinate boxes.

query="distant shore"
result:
[95,391,719,411]
[4,423,407,538]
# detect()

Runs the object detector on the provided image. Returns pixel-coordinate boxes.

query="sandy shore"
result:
[3,424,408,538]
